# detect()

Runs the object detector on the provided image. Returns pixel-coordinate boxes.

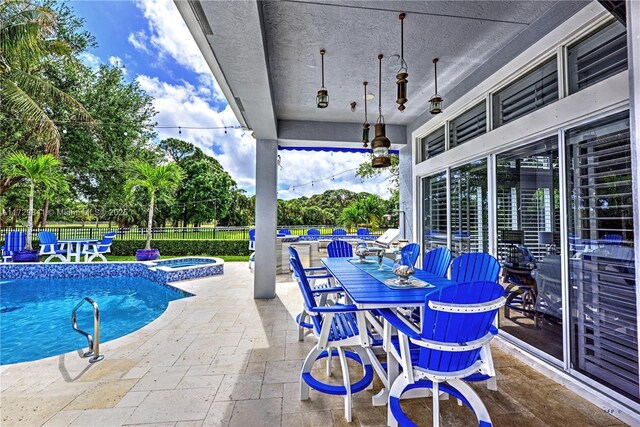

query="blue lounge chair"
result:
[290,248,373,422]
[356,227,369,236]
[38,231,67,263]
[327,240,353,257]
[306,228,321,236]
[400,243,420,267]
[289,246,341,341]
[2,231,26,262]
[278,228,291,236]
[422,247,452,278]
[332,228,347,236]
[81,233,116,262]
[380,281,506,427]
[601,233,622,246]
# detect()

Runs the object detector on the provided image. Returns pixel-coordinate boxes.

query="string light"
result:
[0,117,245,133]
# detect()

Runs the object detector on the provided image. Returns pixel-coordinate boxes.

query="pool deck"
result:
[0,263,628,427]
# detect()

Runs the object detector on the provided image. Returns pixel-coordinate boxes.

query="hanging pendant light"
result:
[396,13,408,112]
[316,49,329,108]
[429,58,443,114]
[362,81,370,147]
[372,54,391,168]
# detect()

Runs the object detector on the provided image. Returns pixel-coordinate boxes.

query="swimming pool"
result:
[0,276,188,365]
[145,257,224,282]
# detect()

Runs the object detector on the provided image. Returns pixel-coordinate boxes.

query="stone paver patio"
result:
[0,263,627,426]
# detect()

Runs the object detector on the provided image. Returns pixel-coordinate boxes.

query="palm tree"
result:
[1,151,65,250]
[125,161,184,251]
[340,205,364,230]
[0,0,91,156]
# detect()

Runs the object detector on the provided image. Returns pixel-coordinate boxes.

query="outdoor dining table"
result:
[320,256,457,406]
[58,238,98,262]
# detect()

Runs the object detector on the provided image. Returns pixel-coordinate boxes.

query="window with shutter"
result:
[493,59,558,128]
[566,111,637,402]
[450,159,488,258]
[449,103,486,148]
[496,137,562,361]
[422,172,447,251]
[419,127,445,162]
[568,21,627,94]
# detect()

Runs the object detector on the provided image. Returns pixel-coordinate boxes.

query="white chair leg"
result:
[432,381,440,427]
[337,347,352,422]
[300,347,322,401]
[487,376,497,391]
[97,253,106,262]
[448,378,492,426]
[387,370,410,427]
[298,309,307,342]
[326,347,332,377]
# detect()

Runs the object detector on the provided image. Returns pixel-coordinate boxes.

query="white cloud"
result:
[134,75,391,199]
[135,75,255,189]
[128,30,150,54]
[134,0,207,74]
[78,52,101,70]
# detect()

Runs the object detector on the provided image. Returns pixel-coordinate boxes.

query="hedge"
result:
[110,240,250,256]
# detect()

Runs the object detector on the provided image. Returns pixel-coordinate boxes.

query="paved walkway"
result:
[0,263,627,426]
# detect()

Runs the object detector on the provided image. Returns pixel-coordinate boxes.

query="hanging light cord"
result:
[399,13,407,72]
[433,58,438,94]
[377,54,384,124]
[321,49,325,88]
[363,81,368,123]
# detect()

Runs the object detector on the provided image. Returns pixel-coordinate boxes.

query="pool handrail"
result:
[71,297,104,363]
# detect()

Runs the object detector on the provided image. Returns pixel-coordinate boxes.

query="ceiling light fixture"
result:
[429,58,443,114]
[362,81,370,148]
[371,54,391,168]
[316,49,329,108]
[396,13,408,112]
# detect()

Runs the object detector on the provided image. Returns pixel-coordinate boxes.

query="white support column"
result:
[626,0,640,375]
[254,139,278,299]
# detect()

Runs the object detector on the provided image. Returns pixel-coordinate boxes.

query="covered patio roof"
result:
[175,0,589,150]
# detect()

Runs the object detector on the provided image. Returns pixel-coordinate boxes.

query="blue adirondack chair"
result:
[332,228,347,236]
[422,247,452,278]
[2,231,26,262]
[38,231,68,263]
[356,228,369,236]
[80,233,116,262]
[327,240,353,257]
[290,249,373,422]
[289,246,341,341]
[379,281,506,427]
[248,229,256,271]
[278,228,291,236]
[400,243,420,267]
[450,252,501,283]
[307,228,321,236]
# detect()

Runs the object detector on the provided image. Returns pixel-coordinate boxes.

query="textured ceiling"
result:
[261,0,559,125]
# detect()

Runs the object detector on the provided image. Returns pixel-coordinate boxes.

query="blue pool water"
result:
[0,276,188,365]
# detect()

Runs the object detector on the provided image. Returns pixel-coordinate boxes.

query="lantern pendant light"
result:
[371,54,391,168]
[429,58,443,114]
[362,81,370,147]
[316,49,329,108]
[396,13,408,112]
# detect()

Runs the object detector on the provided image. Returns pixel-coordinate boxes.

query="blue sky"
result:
[69,0,392,199]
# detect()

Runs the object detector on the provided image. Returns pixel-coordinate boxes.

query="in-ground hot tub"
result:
[144,257,224,282]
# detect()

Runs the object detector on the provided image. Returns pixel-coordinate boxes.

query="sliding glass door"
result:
[566,112,637,402]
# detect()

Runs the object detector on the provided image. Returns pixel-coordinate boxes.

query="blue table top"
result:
[321,257,457,309]
[58,238,98,243]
